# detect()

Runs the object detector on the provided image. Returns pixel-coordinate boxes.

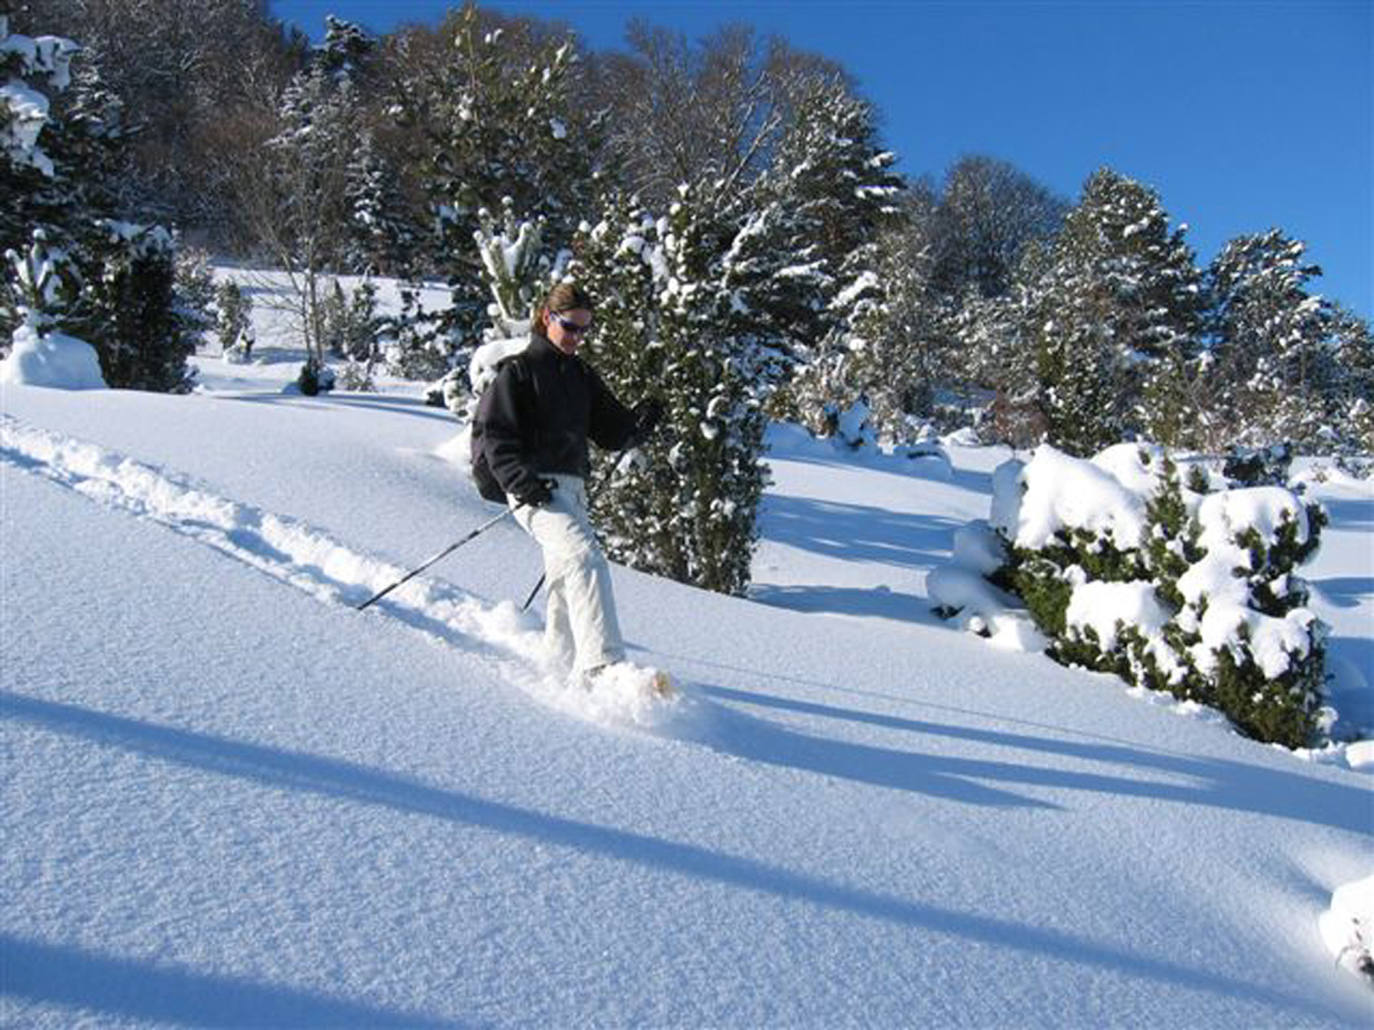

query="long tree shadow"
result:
[691,683,1372,836]
[0,690,1357,1023]
[0,934,450,1028]
[748,583,937,623]
[758,494,959,568]
[1311,575,1374,609]
[764,439,999,496]
[217,392,457,426]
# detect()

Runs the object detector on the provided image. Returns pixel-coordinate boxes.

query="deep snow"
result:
[2,329,1372,1027]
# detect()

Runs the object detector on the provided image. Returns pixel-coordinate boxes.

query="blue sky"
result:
[270,1,1372,319]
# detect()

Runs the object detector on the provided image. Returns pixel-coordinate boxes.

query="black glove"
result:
[516,477,557,508]
[631,397,666,444]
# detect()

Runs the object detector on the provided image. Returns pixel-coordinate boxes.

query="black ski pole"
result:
[357,506,518,612]
[520,570,545,612]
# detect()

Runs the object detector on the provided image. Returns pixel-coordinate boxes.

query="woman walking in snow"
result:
[477,283,662,683]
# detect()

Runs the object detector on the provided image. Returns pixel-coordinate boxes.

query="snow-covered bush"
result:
[173,247,215,346]
[78,220,196,392]
[319,278,381,362]
[0,232,104,388]
[1222,442,1292,487]
[971,442,1329,748]
[335,359,374,392]
[215,280,254,361]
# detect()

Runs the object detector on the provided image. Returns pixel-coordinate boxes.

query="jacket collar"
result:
[529,330,576,363]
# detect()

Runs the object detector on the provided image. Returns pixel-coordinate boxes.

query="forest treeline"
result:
[5,0,1371,595]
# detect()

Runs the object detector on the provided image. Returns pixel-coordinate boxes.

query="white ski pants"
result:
[511,473,626,674]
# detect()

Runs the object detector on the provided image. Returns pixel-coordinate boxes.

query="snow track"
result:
[0,414,687,730]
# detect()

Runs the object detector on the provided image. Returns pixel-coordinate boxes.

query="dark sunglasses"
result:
[549,312,592,336]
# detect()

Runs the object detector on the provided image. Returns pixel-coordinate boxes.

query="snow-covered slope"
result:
[2,354,1371,1027]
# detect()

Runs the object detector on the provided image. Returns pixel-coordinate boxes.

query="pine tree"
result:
[3,16,196,390]
[344,130,417,278]
[760,76,904,428]
[3,228,83,338]
[77,221,195,392]
[571,184,770,596]
[1022,168,1204,454]
[1327,304,1374,458]
[2,17,93,344]
[1204,230,1340,450]
[394,3,602,353]
[845,202,956,440]
[214,279,253,358]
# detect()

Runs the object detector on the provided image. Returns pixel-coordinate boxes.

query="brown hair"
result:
[538,282,594,320]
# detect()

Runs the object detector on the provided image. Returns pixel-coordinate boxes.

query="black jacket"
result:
[479,333,638,501]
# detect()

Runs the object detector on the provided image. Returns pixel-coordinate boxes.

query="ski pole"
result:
[357,506,518,612]
[520,570,545,612]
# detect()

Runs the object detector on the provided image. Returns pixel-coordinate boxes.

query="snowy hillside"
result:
[2,332,1372,1026]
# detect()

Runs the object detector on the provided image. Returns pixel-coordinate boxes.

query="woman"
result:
[478,283,662,681]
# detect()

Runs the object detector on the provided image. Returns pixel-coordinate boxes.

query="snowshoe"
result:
[582,662,677,701]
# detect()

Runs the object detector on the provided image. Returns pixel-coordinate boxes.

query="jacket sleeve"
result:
[586,365,640,452]
[481,361,543,500]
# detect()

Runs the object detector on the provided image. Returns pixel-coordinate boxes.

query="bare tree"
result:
[582,22,847,206]
[37,0,298,241]
[931,155,1068,299]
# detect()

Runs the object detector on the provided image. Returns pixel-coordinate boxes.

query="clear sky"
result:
[270,0,1372,319]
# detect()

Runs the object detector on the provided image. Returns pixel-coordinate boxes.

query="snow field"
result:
[2,362,1372,1025]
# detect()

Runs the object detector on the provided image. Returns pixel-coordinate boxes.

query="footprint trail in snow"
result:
[0,414,692,731]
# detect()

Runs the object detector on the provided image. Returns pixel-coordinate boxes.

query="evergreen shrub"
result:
[990,442,1329,748]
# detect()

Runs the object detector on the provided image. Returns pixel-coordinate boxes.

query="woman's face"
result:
[545,308,593,354]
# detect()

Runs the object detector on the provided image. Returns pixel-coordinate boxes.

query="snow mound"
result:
[0,324,106,389]
[993,445,1147,551]
[927,563,1046,652]
[1319,874,1374,981]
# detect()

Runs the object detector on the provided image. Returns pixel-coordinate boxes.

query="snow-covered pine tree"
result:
[1022,168,1204,454]
[572,184,770,596]
[3,228,82,338]
[1203,230,1341,451]
[954,238,1057,447]
[435,198,555,415]
[843,191,961,441]
[474,197,551,337]
[318,14,374,81]
[3,16,196,390]
[395,3,601,355]
[78,220,195,392]
[344,130,417,278]
[172,245,215,356]
[1327,304,1374,461]
[2,17,87,345]
[760,76,904,431]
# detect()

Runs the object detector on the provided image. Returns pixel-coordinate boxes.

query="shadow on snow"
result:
[0,690,1358,1024]
[0,933,449,1028]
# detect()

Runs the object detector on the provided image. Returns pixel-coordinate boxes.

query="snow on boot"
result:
[583,661,677,701]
